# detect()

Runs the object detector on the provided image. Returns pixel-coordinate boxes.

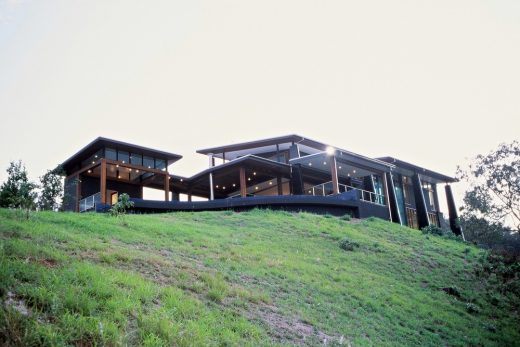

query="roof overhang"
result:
[61,137,182,174]
[377,156,457,184]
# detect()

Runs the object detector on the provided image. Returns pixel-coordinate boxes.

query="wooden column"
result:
[277,176,283,196]
[330,156,339,194]
[239,167,247,198]
[164,174,169,201]
[100,159,107,204]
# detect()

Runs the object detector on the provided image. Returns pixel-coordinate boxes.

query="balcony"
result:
[305,181,386,206]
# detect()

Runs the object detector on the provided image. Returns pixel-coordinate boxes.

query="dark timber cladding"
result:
[60,134,461,236]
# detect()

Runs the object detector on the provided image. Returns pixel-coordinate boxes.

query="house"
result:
[60,135,461,235]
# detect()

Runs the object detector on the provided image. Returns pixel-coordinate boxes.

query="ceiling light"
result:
[353,170,356,173]
[323,161,327,165]
[269,181,273,185]
[248,178,251,181]
[216,185,219,188]
[326,146,335,155]
[87,170,92,173]
[136,170,139,173]
[148,166,151,169]
[223,186,226,190]
[348,173,350,177]
[94,155,98,158]
[180,178,183,182]
[116,164,119,168]
[253,172,256,175]
[255,186,259,190]
[122,161,125,164]
[338,166,342,169]
[308,163,312,166]
[129,168,132,172]
[92,161,95,164]
[232,183,236,187]
[118,175,121,179]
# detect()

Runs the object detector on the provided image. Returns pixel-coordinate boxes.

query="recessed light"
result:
[216,185,219,188]
[269,181,273,185]
[87,170,92,173]
[116,165,119,168]
[353,170,356,173]
[253,172,256,175]
[148,166,151,169]
[232,183,236,187]
[180,178,183,182]
[94,155,98,158]
[92,161,95,164]
[129,168,132,172]
[255,186,259,190]
[248,178,251,181]
[323,161,327,165]
[326,146,335,155]
[118,175,121,179]
[338,166,342,169]
[122,161,125,164]
[136,170,139,173]
[308,163,312,166]
[223,186,226,190]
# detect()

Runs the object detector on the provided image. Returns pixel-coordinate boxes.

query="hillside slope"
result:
[0,209,518,346]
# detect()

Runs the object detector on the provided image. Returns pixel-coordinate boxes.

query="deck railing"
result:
[305,181,386,206]
[79,192,101,212]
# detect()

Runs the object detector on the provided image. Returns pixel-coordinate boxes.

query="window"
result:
[105,148,117,160]
[117,151,129,164]
[143,156,154,169]
[130,153,143,166]
[155,159,166,171]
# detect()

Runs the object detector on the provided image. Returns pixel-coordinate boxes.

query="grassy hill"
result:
[0,209,518,346]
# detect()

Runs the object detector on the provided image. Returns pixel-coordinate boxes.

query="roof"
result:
[377,156,457,183]
[61,137,182,174]
[196,134,336,158]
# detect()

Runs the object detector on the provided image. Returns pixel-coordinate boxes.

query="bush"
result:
[339,238,359,251]
[109,193,134,217]
[421,225,446,236]
[466,303,480,314]
[340,213,351,221]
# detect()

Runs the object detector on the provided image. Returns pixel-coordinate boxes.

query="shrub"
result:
[339,238,359,252]
[421,225,446,236]
[109,193,134,217]
[466,302,480,314]
[340,213,351,221]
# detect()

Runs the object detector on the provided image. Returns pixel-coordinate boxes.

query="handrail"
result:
[306,181,386,205]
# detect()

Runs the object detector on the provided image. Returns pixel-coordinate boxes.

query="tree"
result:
[38,166,64,211]
[0,160,38,218]
[457,141,520,233]
[109,193,134,223]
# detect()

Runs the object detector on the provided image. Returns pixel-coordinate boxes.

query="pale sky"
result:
[0,0,519,209]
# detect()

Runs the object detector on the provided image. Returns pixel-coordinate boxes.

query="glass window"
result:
[118,150,129,164]
[105,148,117,160]
[130,153,143,166]
[155,159,166,171]
[143,156,154,169]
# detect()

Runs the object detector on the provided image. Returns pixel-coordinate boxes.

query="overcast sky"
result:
[0,0,519,207]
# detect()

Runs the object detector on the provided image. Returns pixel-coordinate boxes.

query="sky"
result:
[0,0,519,209]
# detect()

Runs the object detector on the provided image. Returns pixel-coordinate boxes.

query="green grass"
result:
[0,208,518,346]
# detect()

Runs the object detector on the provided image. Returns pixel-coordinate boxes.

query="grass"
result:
[0,208,518,346]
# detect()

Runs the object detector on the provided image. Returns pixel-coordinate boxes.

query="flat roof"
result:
[196,134,330,155]
[62,137,182,173]
[377,156,456,183]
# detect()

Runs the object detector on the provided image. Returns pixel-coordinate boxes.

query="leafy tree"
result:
[38,165,64,211]
[0,160,38,219]
[457,141,520,233]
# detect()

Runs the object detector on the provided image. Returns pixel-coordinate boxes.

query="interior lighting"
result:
[116,164,119,168]
[308,163,312,166]
[323,161,327,165]
[353,170,356,173]
[216,185,219,188]
[232,183,236,187]
[326,146,335,155]
[122,161,125,164]
[338,166,342,169]
[87,170,92,173]
[269,181,273,185]
[91,161,95,164]
[118,175,121,179]
[136,170,140,173]
[253,172,256,175]
[248,178,251,181]
[255,186,259,190]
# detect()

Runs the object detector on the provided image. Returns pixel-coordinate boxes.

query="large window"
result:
[155,159,166,171]
[117,151,129,164]
[105,148,117,160]
[143,156,154,169]
[130,153,143,166]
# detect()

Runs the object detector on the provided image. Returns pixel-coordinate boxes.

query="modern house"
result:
[61,135,461,235]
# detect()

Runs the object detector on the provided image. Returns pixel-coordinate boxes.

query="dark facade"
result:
[61,135,460,234]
